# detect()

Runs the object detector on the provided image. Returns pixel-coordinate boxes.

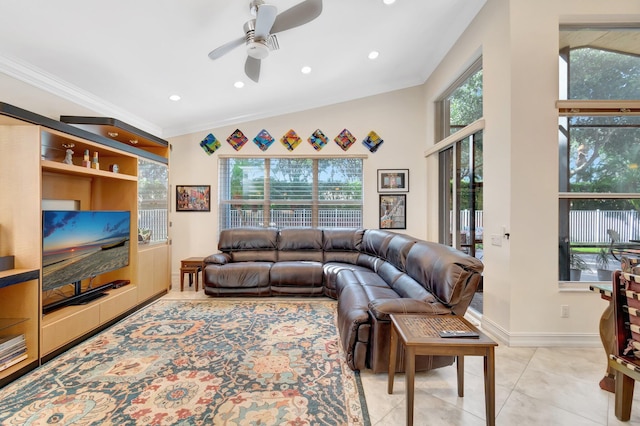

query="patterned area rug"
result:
[0,300,370,425]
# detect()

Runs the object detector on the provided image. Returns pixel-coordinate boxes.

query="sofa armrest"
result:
[368,298,451,321]
[204,253,231,265]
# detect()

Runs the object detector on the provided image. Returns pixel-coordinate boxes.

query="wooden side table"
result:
[180,257,205,292]
[388,314,498,426]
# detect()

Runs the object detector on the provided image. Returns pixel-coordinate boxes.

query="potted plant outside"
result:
[570,252,590,281]
[596,248,613,282]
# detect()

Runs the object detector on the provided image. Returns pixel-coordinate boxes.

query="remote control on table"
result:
[438,330,480,338]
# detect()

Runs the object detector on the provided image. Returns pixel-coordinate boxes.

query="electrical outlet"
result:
[561,305,570,318]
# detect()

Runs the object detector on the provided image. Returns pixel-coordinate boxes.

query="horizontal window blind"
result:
[219,157,363,230]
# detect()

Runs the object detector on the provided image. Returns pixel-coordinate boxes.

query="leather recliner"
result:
[203,227,484,373]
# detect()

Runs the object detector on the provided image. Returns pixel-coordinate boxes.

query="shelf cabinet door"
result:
[138,245,170,302]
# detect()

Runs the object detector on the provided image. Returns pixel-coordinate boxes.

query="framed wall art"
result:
[377,169,409,192]
[176,185,210,212]
[379,194,406,229]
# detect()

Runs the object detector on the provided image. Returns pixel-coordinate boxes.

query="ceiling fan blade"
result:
[208,36,245,60]
[254,4,277,40]
[245,56,261,82]
[271,0,322,34]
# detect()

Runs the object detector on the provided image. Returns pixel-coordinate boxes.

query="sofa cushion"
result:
[219,227,278,251]
[336,269,398,303]
[390,273,438,302]
[323,262,371,298]
[323,228,364,263]
[376,261,404,287]
[356,253,384,272]
[361,229,395,259]
[204,262,272,289]
[405,241,483,306]
[385,234,417,271]
[219,227,278,263]
[277,228,324,262]
[270,261,323,287]
[367,298,451,321]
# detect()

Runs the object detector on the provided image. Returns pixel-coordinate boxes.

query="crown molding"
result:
[0,54,162,137]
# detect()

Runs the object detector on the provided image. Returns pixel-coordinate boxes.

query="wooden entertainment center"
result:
[0,103,170,386]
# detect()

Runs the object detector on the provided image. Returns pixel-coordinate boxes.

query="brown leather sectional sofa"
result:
[203,227,484,373]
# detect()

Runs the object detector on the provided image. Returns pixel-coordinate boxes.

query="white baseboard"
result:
[479,314,602,347]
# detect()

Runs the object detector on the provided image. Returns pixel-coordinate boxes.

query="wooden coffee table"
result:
[388,313,498,426]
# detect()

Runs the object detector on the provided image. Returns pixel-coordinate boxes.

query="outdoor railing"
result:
[569,209,640,244]
[138,209,168,242]
[223,208,362,229]
[219,207,638,244]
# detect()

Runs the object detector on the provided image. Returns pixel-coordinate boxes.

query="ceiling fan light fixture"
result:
[247,40,270,59]
[209,0,323,83]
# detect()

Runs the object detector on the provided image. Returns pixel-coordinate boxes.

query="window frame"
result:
[218,155,365,230]
[431,58,484,260]
[557,26,640,285]
[435,57,483,141]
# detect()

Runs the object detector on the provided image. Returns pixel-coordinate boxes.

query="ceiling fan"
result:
[208,0,323,83]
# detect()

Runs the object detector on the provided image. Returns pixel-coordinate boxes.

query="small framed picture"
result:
[377,169,409,192]
[380,194,406,229]
[176,185,210,212]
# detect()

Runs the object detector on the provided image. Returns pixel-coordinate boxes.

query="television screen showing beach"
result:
[42,210,130,291]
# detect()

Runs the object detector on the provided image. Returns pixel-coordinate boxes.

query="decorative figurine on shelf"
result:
[82,149,91,168]
[92,151,100,170]
[63,149,74,165]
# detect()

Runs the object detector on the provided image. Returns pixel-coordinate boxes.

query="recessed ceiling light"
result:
[234,81,245,88]
[383,0,396,4]
[301,66,312,74]
[368,51,380,60]
[169,94,181,101]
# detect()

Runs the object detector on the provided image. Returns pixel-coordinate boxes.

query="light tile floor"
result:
[165,280,640,425]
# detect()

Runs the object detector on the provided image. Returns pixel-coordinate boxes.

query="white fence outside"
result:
[218,207,640,244]
[569,209,640,244]
[224,208,362,229]
[457,209,639,245]
[138,209,168,242]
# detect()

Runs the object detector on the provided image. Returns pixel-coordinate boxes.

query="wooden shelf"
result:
[41,159,137,181]
[0,101,169,384]
[0,269,39,289]
[0,318,28,332]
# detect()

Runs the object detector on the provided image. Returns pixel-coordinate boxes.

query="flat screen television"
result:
[42,210,130,313]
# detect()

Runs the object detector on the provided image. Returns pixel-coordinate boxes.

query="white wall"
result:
[422,0,640,345]
[169,0,640,347]
[168,86,427,273]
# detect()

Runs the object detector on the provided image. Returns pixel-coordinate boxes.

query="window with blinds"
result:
[219,157,363,230]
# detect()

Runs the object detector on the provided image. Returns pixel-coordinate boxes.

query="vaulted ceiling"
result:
[0,0,486,137]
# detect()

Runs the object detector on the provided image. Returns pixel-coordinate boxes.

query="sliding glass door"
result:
[439,131,483,259]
